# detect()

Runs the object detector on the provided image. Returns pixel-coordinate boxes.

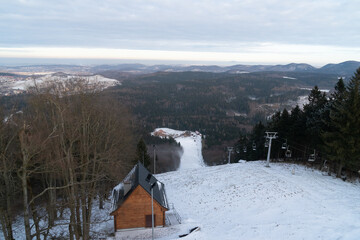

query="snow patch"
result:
[300,87,330,93]
[11,74,120,91]
[283,76,297,80]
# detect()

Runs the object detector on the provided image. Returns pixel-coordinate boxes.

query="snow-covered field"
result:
[152,128,205,170]
[157,161,360,240]
[11,74,120,91]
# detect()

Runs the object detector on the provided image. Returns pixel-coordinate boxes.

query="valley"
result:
[0,62,353,165]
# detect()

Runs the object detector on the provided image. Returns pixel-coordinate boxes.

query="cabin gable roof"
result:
[111,162,169,214]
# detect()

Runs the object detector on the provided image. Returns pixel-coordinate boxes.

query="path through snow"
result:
[152,128,204,170]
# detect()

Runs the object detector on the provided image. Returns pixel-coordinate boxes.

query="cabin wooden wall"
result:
[112,185,166,230]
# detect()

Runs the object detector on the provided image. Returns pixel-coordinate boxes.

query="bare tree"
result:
[0,108,20,240]
[24,78,135,239]
[1,78,135,240]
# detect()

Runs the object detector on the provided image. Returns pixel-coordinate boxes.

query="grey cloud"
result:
[0,0,359,51]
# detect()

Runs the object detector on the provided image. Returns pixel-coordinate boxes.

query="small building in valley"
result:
[110,163,169,231]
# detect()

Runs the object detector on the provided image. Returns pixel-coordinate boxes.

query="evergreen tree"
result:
[134,138,151,168]
[303,86,328,149]
[332,77,346,101]
[278,109,291,139]
[282,106,305,159]
[305,86,327,109]
[289,105,306,147]
[323,70,360,176]
[322,78,346,174]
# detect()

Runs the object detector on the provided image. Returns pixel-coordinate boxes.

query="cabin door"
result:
[145,215,156,227]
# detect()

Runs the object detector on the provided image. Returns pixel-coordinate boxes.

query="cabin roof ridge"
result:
[111,162,169,213]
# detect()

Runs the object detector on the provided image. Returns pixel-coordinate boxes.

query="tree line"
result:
[234,68,360,178]
[0,79,136,240]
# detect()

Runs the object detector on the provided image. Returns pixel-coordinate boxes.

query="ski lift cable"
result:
[271,137,334,160]
[261,133,339,164]
[273,136,325,157]
[239,134,334,160]
[272,138,312,154]
[273,136,312,151]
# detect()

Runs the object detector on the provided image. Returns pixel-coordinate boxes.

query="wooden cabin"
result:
[110,163,169,231]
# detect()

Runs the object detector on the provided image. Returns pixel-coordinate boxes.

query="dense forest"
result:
[235,68,360,179]
[103,70,339,164]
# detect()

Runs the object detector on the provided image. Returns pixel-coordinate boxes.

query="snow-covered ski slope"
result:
[152,128,205,170]
[156,161,360,240]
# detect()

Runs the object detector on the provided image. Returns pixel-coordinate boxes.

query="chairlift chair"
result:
[281,139,287,150]
[284,144,291,158]
[285,149,292,158]
[243,146,247,153]
[252,142,256,151]
[265,139,269,148]
[308,150,316,162]
[308,154,315,162]
[321,160,329,174]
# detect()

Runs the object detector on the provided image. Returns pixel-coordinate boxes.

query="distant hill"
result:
[319,61,360,77]
[226,63,317,73]
[93,61,360,77]
[1,61,359,77]
[269,63,317,72]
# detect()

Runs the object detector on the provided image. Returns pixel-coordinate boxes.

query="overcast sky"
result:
[1,0,360,66]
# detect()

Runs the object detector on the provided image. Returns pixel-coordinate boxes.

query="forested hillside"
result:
[104,70,339,164]
[236,68,360,178]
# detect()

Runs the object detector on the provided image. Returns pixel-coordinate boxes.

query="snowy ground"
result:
[9,197,114,240]
[152,128,205,170]
[11,74,120,91]
[156,161,360,240]
[115,128,360,240]
[117,128,360,240]
[6,127,360,240]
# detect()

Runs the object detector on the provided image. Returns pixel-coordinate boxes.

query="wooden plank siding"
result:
[111,185,167,230]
